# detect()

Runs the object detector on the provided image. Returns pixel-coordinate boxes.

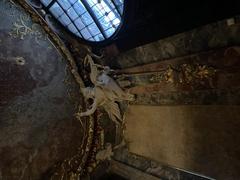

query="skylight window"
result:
[40,0,124,42]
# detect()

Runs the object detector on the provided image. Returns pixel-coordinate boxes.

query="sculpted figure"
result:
[96,143,113,161]
[76,55,134,125]
[96,140,126,161]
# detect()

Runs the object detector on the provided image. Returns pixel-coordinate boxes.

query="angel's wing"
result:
[84,55,98,84]
[98,75,134,101]
[103,101,122,124]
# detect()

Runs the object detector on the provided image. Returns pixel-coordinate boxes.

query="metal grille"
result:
[40,0,124,42]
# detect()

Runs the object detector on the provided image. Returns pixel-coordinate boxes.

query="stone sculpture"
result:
[96,140,126,161]
[76,55,134,125]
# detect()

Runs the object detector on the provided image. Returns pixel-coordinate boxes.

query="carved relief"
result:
[9,14,47,43]
[178,63,217,87]
[76,55,135,125]
[126,63,217,88]
[96,140,126,162]
[1,1,99,179]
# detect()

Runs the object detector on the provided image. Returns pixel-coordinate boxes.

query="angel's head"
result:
[105,143,112,150]
[81,87,94,99]
[103,66,111,73]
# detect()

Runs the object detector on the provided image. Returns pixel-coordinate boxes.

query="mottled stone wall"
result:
[112,16,240,180]
[105,17,240,69]
[117,46,240,106]
[0,1,88,179]
[124,105,240,180]
[114,148,211,180]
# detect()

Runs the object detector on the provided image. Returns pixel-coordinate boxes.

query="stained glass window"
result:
[40,0,124,42]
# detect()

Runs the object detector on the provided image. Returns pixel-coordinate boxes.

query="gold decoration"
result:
[149,72,163,83]
[164,66,175,83]
[9,14,47,43]
[178,63,217,87]
[148,63,217,87]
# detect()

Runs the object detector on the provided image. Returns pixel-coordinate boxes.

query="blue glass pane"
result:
[57,0,71,10]
[94,34,105,41]
[80,28,92,39]
[86,0,97,7]
[105,0,115,10]
[88,37,95,41]
[88,23,101,36]
[76,32,82,37]
[98,16,112,30]
[69,0,77,4]
[67,7,78,20]
[94,1,111,15]
[49,3,64,18]
[117,4,123,14]
[113,0,124,14]
[104,0,121,17]
[74,18,85,30]
[106,12,116,21]
[105,27,115,37]
[58,13,71,26]
[91,4,105,18]
[112,18,120,25]
[68,23,78,33]
[113,0,123,6]
[73,1,87,15]
[40,0,52,6]
[81,12,94,25]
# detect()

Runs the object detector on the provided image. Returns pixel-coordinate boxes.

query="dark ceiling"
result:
[113,0,240,51]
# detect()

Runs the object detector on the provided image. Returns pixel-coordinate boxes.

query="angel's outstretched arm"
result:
[77,99,98,117]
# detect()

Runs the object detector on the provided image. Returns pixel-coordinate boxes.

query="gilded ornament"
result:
[156,63,217,87]
[164,66,175,83]
[9,14,47,43]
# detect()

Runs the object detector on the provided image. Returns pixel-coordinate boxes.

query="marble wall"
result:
[104,16,240,69]
[112,17,240,180]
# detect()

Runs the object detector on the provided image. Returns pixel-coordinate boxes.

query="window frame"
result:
[41,0,125,45]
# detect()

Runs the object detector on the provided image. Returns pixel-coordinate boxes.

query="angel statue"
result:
[76,55,135,125]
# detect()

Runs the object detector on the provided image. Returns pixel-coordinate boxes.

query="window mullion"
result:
[81,0,107,39]
[54,1,84,38]
[46,0,57,9]
[109,0,122,17]
[41,0,123,41]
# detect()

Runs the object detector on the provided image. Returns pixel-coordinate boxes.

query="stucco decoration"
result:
[0,0,99,179]
[96,140,126,162]
[9,14,47,43]
[159,63,217,87]
[76,55,135,125]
